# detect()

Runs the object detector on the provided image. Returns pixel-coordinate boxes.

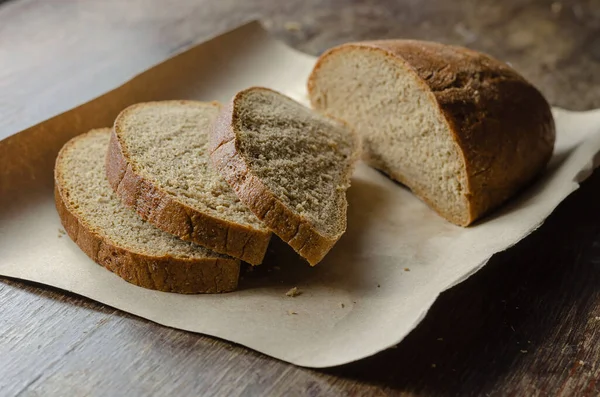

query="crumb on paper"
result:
[520,350,528,354]
[340,303,345,308]
[288,310,298,315]
[286,287,302,297]
[58,228,66,235]
[284,21,302,32]
[437,337,444,341]
[431,363,436,368]
[377,284,381,288]
[404,268,410,272]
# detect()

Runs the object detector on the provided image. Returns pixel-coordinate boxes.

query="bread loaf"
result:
[308,40,555,225]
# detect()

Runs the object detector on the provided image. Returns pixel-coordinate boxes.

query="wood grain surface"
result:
[1,0,600,396]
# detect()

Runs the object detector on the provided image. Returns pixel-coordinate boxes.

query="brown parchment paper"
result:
[2,21,600,368]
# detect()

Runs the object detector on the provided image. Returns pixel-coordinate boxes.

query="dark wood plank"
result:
[1,0,600,396]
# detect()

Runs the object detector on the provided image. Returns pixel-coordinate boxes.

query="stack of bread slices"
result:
[55,87,360,293]
[55,40,555,294]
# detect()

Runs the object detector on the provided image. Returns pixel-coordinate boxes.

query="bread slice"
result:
[211,87,360,266]
[55,129,239,293]
[307,40,555,226]
[107,100,271,265]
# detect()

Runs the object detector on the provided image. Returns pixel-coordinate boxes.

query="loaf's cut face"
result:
[308,41,555,226]
[211,87,360,265]
[55,129,239,293]
[309,46,469,224]
[109,101,271,264]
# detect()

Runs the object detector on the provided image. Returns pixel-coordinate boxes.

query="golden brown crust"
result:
[55,132,240,294]
[210,91,346,266]
[308,40,555,226]
[107,102,271,265]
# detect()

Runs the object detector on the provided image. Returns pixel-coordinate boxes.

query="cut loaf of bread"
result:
[308,40,556,226]
[107,100,271,265]
[211,87,360,266]
[55,129,239,294]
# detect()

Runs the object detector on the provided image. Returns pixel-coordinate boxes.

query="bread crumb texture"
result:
[117,101,265,229]
[55,129,239,293]
[234,89,358,238]
[60,131,225,258]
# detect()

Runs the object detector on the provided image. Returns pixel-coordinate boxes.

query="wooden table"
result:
[1,0,600,395]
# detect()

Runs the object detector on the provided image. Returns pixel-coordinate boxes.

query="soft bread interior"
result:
[234,89,357,238]
[57,130,223,259]
[115,101,266,230]
[310,47,470,224]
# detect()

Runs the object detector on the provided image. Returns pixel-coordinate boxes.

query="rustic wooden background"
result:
[1,0,600,395]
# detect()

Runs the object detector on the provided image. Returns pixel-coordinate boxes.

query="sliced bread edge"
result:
[107,101,271,265]
[210,88,360,266]
[55,129,240,293]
